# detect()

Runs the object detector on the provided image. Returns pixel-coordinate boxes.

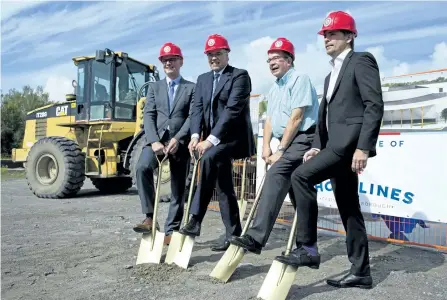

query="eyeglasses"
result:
[161,57,180,64]
[266,56,286,63]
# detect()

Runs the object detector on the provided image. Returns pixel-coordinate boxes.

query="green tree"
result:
[441,108,447,123]
[1,86,50,154]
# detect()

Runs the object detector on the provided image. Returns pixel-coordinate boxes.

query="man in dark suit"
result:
[179,34,256,251]
[275,11,384,289]
[133,42,195,246]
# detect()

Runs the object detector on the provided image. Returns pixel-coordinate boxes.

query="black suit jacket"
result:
[144,77,195,145]
[312,51,384,158]
[190,65,256,159]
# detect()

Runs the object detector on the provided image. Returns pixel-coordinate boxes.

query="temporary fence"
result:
[206,92,447,253]
[208,157,447,253]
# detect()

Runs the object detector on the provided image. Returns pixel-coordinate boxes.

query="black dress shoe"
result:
[211,240,230,252]
[179,217,201,237]
[275,247,320,269]
[326,273,373,289]
[229,234,262,254]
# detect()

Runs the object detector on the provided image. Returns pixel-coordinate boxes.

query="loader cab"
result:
[73,49,159,122]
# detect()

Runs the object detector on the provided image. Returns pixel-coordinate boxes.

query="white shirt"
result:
[312,48,351,152]
[191,65,227,146]
[325,48,352,129]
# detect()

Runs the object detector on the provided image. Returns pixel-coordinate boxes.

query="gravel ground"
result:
[2,178,446,300]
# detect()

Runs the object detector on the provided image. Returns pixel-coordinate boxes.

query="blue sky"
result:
[1,1,446,101]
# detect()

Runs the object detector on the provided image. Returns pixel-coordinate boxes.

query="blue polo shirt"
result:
[266,68,319,139]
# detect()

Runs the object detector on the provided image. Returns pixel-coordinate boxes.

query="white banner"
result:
[256,131,447,224]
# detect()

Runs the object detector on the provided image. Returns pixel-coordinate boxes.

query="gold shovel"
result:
[237,158,249,222]
[209,164,268,282]
[164,151,201,269]
[136,153,169,265]
[256,209,299,300]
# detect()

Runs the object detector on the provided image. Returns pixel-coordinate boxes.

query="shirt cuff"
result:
[191,133,200,140]
[206,135,220,146]
[311,148,320,152]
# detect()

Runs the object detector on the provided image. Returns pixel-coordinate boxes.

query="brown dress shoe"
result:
[133,218,160,234]
[164,235,172,245]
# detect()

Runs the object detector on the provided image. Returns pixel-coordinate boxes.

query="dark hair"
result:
[341,30,355,50]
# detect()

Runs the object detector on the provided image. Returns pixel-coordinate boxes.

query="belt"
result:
[299,125,316,134]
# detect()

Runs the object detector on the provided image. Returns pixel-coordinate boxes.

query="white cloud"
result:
[0,0,48,21]
[366,42,447,80]
[230,36,329,96]
[1,1,180,57]
[43,76,74,102]
[231,36,276,95]
[1,61,76,101]
[430,42,447,68]
[358,25,447,48]
[209,1,225,25]
[2,1,446,101]
[232,38,447,97]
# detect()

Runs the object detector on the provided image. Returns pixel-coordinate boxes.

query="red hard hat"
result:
[318,11,357,37]
[268,37,295,60]
[158,42,183,61]
[204,34,231,54]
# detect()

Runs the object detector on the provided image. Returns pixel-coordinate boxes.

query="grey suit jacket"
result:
[143,77,195,145]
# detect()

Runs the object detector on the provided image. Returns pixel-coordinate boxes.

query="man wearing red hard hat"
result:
[231,37,320,257]
[133,42,195,246]
[179,34,256,251]
[276,11,384,289]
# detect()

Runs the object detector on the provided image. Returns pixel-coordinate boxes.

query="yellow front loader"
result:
[12,48,171,199]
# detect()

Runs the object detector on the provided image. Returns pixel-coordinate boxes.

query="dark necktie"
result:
[210,73,220,127]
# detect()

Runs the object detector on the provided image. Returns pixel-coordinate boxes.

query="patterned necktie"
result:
[168,81,175,113]
[210,73,220,128]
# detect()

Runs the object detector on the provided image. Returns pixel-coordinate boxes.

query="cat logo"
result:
[56,105,68,117]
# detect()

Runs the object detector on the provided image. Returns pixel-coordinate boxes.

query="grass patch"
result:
[1,167,25,180]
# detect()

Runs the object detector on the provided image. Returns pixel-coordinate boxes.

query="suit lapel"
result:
[212,67,230,99]
[204,71,214,113]
[329,50,354,101]
[170,78,186,113]
[158,79,169,114]
[319,75,329,121]
[323,75,329,101]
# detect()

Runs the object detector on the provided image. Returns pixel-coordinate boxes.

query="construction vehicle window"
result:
[115,60,147,119]
[90,61,112,120]
[76,66,85,103]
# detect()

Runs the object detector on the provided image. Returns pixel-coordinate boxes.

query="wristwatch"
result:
[277,145,286,153]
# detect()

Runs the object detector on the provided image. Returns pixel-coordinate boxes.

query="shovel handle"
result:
[238,158,248,207]
[156,153,169,165]
[284,208,299,256]
[241,163,269,234]
[151,153,169,247]
[183,151,201,226]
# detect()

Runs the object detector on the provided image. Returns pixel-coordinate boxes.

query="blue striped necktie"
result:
[168,81,175,113]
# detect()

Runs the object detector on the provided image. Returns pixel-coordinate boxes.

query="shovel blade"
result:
[209,244,246,282]
[238,200,248,222]
[257,260,298,300]
[164,231,195,269]
[135,230,165,265]
[165,231,183,264]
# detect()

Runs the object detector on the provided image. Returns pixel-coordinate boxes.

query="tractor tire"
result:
[26,137,85,198]
[129,137,172,202]
[90,177,133,194]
